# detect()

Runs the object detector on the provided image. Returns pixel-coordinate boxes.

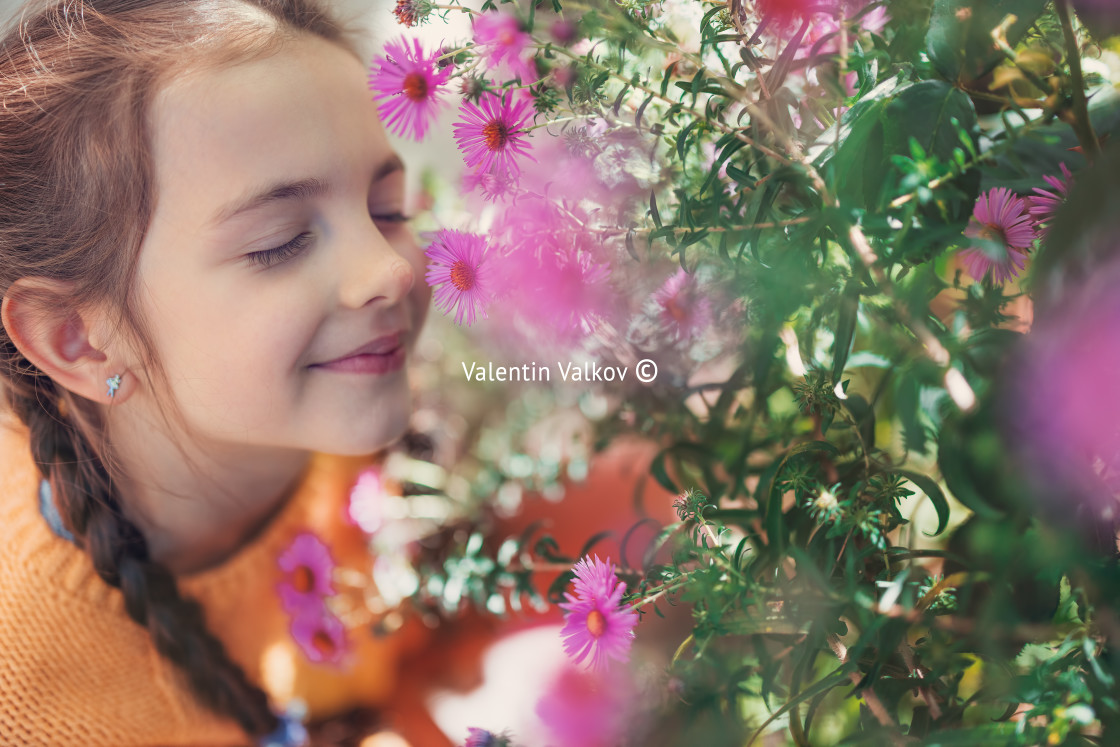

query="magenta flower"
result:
[425,229,495,326]
[463,728,512,747]
[347,466,386,534]
[492,195,617,341]
[276,530,336,614]
[653,268,713,340]
[559,555,639,672]
[800,2,889,59]
[461,162,519,202]
[452,90,536,177]
[289,605,351,667]
[957,187,1036,284]
[535,664,636,747]
[1029,163,1073,237]
[503,241,614,340]
[472,12,536,83]
[368,36,451,141]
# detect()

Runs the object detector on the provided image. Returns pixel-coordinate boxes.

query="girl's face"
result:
[136,34,430,457]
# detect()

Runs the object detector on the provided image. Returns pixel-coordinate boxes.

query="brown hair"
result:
[0,0,366,739]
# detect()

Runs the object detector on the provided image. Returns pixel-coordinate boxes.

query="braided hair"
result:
[0,0,367,740]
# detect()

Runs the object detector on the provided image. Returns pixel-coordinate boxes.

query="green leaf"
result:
[578,530,614,559]
[893,469,951,536]
[676,120,699,164]
[651,448,678,493]
[883,81,977,179]
[936,418,1005,520]
[926,0,1049,83]
[766,441,842,557]
[831,281,860,384]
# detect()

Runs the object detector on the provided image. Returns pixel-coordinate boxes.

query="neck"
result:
[104,408,314,577]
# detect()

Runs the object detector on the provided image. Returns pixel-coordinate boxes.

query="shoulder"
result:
[0,422,213,743]
[0,419,122,607]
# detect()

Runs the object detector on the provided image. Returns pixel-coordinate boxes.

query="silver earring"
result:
[105,374,122,399]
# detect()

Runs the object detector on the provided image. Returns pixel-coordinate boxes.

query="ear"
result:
[1,276,137,405]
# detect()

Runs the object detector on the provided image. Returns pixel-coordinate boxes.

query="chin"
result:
[326,405,413,456]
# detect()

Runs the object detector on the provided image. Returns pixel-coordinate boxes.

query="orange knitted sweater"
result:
[0,418,423,746]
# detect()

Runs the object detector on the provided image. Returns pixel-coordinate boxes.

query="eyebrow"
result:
[210,153,406,226]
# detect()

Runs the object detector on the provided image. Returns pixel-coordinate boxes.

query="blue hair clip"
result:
[258,698,309,747]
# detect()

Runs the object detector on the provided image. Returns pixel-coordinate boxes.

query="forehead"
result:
[146,35,387,225]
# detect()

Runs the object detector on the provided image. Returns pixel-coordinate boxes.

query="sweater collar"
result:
[38,478,75,543]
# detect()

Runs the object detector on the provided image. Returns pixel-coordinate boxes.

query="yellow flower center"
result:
[586,609,607,638]
[291,565,314,593]
[483,120,510,152]
[312,630,337,657]
[402,72,428,102]
[664,295,688,322]
[978,224,1004,244]
[450,260,476,291]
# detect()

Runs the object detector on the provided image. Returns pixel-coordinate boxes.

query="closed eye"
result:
[372,211,411,224]
[246,232,312,269]
[245,212,412,269]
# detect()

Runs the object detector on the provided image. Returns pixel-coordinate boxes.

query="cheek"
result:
[404,241,432,331]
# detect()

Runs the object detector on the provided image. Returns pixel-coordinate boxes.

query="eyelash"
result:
[247,212,411,269]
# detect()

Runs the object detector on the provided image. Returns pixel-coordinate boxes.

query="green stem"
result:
[1057,0,1100,160]
[540,41,794,165]
[430,3,480,15]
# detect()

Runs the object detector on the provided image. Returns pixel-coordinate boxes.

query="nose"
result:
[338,224,416,310]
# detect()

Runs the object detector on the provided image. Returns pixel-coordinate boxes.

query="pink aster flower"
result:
[276,531,336,614]
[368,36,451,142]
[759,0,839,28]
[472,12,536,84]
[957,187,1037,284]
[653,268,713,340]
[348,466,386,534]
[452,90,536,177]
[289,605,351,667]
[461,161,520,202]
[425,229,495,326]
[800,2,889,59]
[559,555,639,672]
[463,728,513,747]
[492,195,618,341]
[1029,163,1074,237]
[536,664,637,747]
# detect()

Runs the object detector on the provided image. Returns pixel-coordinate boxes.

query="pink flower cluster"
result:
[368,21,538,183]
[955,165,1074,285]
[366,20,726,357]
[275,531,351,667]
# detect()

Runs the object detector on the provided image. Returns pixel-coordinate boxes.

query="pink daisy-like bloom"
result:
[425,229,495,326]
[368,36,451,142]
[461,161,520,202]
[559,555,639,672]
[957,187,1036,285]
[289,605,351,667]
[452,90,536,178]
[492,195,618,341]
[348,466,386,534]
[535,664,636,747]
[1029,163,1074,237]
[653,268,714,340]
[276,531,336,615]
[463,728,512,747]
[472,12,536,84]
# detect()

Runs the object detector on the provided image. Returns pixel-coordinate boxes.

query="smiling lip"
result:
[311,331,407,373]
